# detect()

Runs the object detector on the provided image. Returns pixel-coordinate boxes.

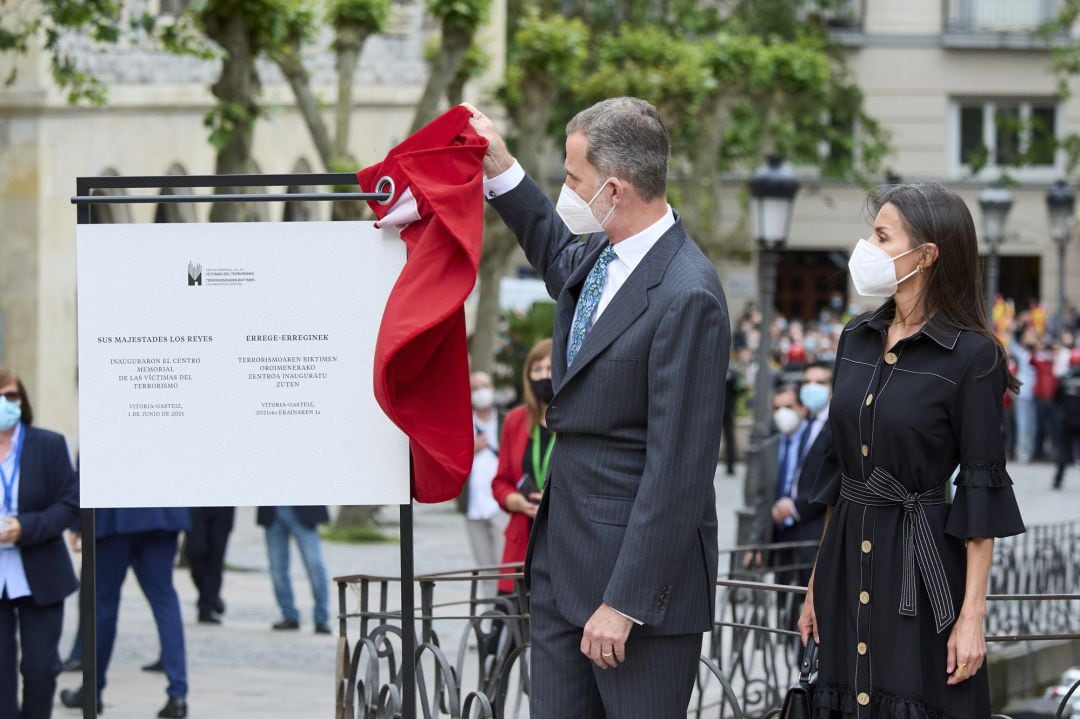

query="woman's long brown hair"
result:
[868,183,1021,393]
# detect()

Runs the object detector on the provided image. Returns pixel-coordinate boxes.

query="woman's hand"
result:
[797,576,819,647]
[949,537,992,685]
[506,492,540,519]
[946,611,986,685]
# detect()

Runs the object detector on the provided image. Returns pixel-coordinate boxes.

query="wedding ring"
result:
[957,663,968,676]
[601,650,614,657]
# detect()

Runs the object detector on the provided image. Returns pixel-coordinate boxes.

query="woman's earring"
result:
[916,264,924,274]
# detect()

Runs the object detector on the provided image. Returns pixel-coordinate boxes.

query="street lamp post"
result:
[978,186,1014,315]
[736,156,800,550]
[1046,180,1076,334]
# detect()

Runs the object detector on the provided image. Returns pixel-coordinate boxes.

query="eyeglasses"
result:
[1,392,20,404]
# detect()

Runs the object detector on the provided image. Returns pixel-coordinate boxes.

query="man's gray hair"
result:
[565,97,669,201]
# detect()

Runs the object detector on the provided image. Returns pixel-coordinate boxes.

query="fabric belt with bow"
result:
[840,468,955,634]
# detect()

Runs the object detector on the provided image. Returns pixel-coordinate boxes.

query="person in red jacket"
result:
[491,338,553,596]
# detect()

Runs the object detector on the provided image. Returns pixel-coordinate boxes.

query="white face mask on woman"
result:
[555,179,616,235]
[847,239,920,298]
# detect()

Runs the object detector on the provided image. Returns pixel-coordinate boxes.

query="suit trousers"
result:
[528,531,702,719]
[0,594,63,719]
[96,531,187,701]
[186,507,235,615]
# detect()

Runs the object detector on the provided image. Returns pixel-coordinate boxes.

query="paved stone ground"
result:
[51,460,1079,718]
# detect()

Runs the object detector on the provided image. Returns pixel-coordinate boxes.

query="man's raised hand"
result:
[461,104,515,178]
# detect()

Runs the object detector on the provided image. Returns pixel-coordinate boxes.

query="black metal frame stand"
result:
[72,172,417,719]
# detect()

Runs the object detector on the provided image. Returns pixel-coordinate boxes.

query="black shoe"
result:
[157,698,188,718]
[142,658,164,672]
[272,618,300,630]
[214,597,226,615]
[314,622,332,635]
[61,656,83,672]
[197,611,222,625]
[60,686,102,713]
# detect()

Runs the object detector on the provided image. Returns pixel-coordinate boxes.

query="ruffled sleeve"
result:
[944,340,1026,539]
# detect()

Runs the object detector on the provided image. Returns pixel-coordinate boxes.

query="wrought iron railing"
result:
[987,520,1080,638]
[334,525,1080,719]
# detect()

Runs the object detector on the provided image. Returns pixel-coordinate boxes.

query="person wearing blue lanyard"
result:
[0,366,79,719]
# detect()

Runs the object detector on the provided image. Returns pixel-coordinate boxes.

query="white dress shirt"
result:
[484,161,676,328]
[0,423,31,600]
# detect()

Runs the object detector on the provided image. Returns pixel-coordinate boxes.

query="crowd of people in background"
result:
[724,293,1080,490]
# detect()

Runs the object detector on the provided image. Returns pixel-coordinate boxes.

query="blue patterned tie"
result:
[567,246,617,365]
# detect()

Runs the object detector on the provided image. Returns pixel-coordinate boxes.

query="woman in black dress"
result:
[798,183,1025,718]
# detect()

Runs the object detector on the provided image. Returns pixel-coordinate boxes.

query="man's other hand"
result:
[581,603,633,670]
[771,498,796,524]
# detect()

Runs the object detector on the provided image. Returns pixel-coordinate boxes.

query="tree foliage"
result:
[328,0,392,32]
[494,0,891,261]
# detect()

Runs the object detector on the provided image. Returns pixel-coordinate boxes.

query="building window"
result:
[953,98,1060,177]
[946,0,1058,33]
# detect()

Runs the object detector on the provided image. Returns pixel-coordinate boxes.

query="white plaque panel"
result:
[76,221,410,508]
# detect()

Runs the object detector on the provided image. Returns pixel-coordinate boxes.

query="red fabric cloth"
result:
[490,405,533,594]
[357,107,486,503]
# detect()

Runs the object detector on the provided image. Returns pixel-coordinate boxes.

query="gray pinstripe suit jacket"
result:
[490,174,730,635]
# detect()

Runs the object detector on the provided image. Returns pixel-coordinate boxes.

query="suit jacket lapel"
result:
[557,220,686,389]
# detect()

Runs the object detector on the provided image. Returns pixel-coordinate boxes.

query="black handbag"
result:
[777,640,818,719]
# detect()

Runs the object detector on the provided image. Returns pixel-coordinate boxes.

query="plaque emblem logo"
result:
[188,261,203,286]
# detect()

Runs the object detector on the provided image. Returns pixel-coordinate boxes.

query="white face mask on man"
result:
[471,387,495,410]
[847,239,921,298]
[773,406,803,436]
[555,178,616,235]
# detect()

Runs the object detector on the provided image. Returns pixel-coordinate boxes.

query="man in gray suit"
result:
[467,97,730,717]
